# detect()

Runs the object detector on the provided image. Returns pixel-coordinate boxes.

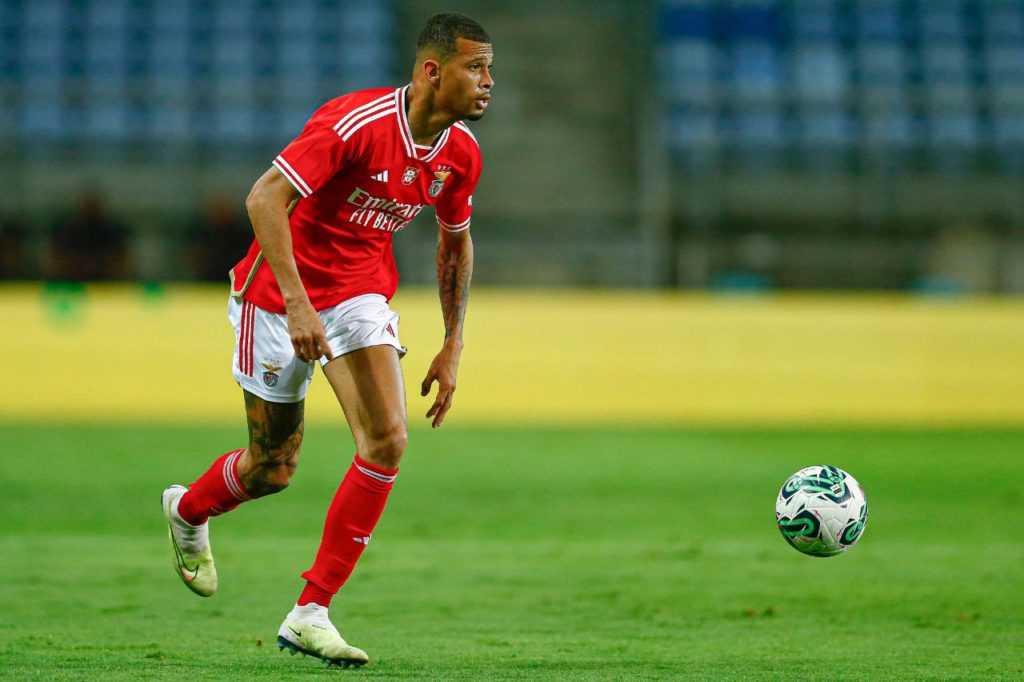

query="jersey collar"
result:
[395,85,451,163]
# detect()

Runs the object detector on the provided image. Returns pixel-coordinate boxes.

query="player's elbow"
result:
[246,168,294,218]
[245,181,268,217]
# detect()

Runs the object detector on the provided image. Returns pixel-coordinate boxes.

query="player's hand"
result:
[286,301,334,362]
[420,341,462,428]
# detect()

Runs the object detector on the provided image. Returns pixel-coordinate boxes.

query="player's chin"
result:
[464,99,489,121]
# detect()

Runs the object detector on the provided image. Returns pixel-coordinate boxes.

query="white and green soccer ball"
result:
[776,465,868,557]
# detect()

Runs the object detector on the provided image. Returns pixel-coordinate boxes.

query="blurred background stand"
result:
[0,0,1022,293]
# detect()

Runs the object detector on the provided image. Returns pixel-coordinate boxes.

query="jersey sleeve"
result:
[435,141,482,232]
[272,104,358,198]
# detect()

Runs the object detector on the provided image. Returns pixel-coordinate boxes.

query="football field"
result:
[2,286,1023,680]
[1,422,1022,681]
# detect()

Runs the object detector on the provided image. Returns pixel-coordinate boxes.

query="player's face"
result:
[440,38,494,121]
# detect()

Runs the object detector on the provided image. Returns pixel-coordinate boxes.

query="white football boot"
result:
[277,603,369,668]
[161,485,217,597]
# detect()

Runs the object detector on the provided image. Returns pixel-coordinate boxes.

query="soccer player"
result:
[160,14,492,668]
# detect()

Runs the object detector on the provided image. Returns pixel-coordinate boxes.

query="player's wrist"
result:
[442,336,464,351]
[281,290,312,310]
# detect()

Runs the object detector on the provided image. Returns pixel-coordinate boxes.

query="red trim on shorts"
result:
[241,301,255,377]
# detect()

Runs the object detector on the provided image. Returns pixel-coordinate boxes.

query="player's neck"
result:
[405,83,457,147]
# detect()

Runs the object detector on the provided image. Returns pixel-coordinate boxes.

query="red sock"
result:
[298,455,397,607]
[177,449,253,526]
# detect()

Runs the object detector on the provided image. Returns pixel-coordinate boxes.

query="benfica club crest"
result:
[401,167,420,185]
[261,361,282,388]
[429,171,451,197]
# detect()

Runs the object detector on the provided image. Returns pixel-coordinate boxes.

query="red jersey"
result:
[229,85,482,313]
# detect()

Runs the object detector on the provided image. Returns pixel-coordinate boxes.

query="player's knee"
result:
[360,427,407,470]
[260,463,295,494]
[244,442,301,496]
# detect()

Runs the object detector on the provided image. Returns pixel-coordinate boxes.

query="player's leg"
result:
[162,297,314,597]
[235,391,305,497]
[299,344,407,603]
[162,393,304,597]
[176,392,304,523]
[277,346,404,667]
[276,295,405,667]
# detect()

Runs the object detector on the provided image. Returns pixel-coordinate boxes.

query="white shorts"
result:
[228,294,406,403]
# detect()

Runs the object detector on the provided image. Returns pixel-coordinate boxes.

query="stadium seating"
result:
[0,0,395,155]
[659,0,1024,176]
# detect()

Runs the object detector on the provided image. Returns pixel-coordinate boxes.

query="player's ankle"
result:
[297,581,335,608]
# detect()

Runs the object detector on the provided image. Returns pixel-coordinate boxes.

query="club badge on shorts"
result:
[429,171,451,197]
[261,361,282,388]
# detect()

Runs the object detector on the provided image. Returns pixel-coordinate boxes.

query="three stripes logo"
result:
[370,170,389,182]
[352,536,372,545]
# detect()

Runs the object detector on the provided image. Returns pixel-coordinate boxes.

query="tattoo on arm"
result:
[437,235,473,341]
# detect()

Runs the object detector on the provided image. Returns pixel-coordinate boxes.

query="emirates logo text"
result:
[347,188,424,233]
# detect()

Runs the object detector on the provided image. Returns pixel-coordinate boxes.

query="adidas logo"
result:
[352,536,372,545]
[370,170,388,182]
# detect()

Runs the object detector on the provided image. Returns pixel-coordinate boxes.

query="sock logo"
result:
[352,536,372,545]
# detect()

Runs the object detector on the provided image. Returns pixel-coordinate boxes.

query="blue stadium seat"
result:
[146,107,192,143]
[151,2,190,31]
[856,44,905,89]
[276,74,319,108]
[726,3,780,43]
[918,4,966,42]
[22,0,64,31]
[661,39,717,106]
[670,108,718,147]
[280,107,315,138]
[660,0,715,40]
[21,3,64,79]
[340,4,392,36]
[278,41,319,80]
[929,114,979,145]
[668,108,719,174]
[797,109,855,172]
[992,114,1024,143]
[991,114,1024,174]
[212,35,255,79]
[798,109,855,145]
[86,0,130,31]
[862,110,919,147]
[150,33,192,80]
[920,43,971,86]
[213,107,260,144]
[985,45,1024,87]
[19,105,66,140]
[856,1,903,42]
[792,45,848,106]
[790,0,839,42]
[277,0,318,35]
[974,1,1024,43]
[84,105,130,139]
[729,42,782,105]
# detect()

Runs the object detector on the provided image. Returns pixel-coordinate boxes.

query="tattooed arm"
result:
[420,227,474,428]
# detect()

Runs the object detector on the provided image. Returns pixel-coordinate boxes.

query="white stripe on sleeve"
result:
[272,156,313,197]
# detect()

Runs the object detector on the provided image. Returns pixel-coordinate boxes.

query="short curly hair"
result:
[416,13,491,62]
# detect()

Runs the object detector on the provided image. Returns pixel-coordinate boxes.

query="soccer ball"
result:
[775,465,868,557]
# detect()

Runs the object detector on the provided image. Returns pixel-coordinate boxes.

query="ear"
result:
[422,59,441,86]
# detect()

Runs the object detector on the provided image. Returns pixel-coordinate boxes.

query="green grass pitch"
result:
[1,423,1022,680]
